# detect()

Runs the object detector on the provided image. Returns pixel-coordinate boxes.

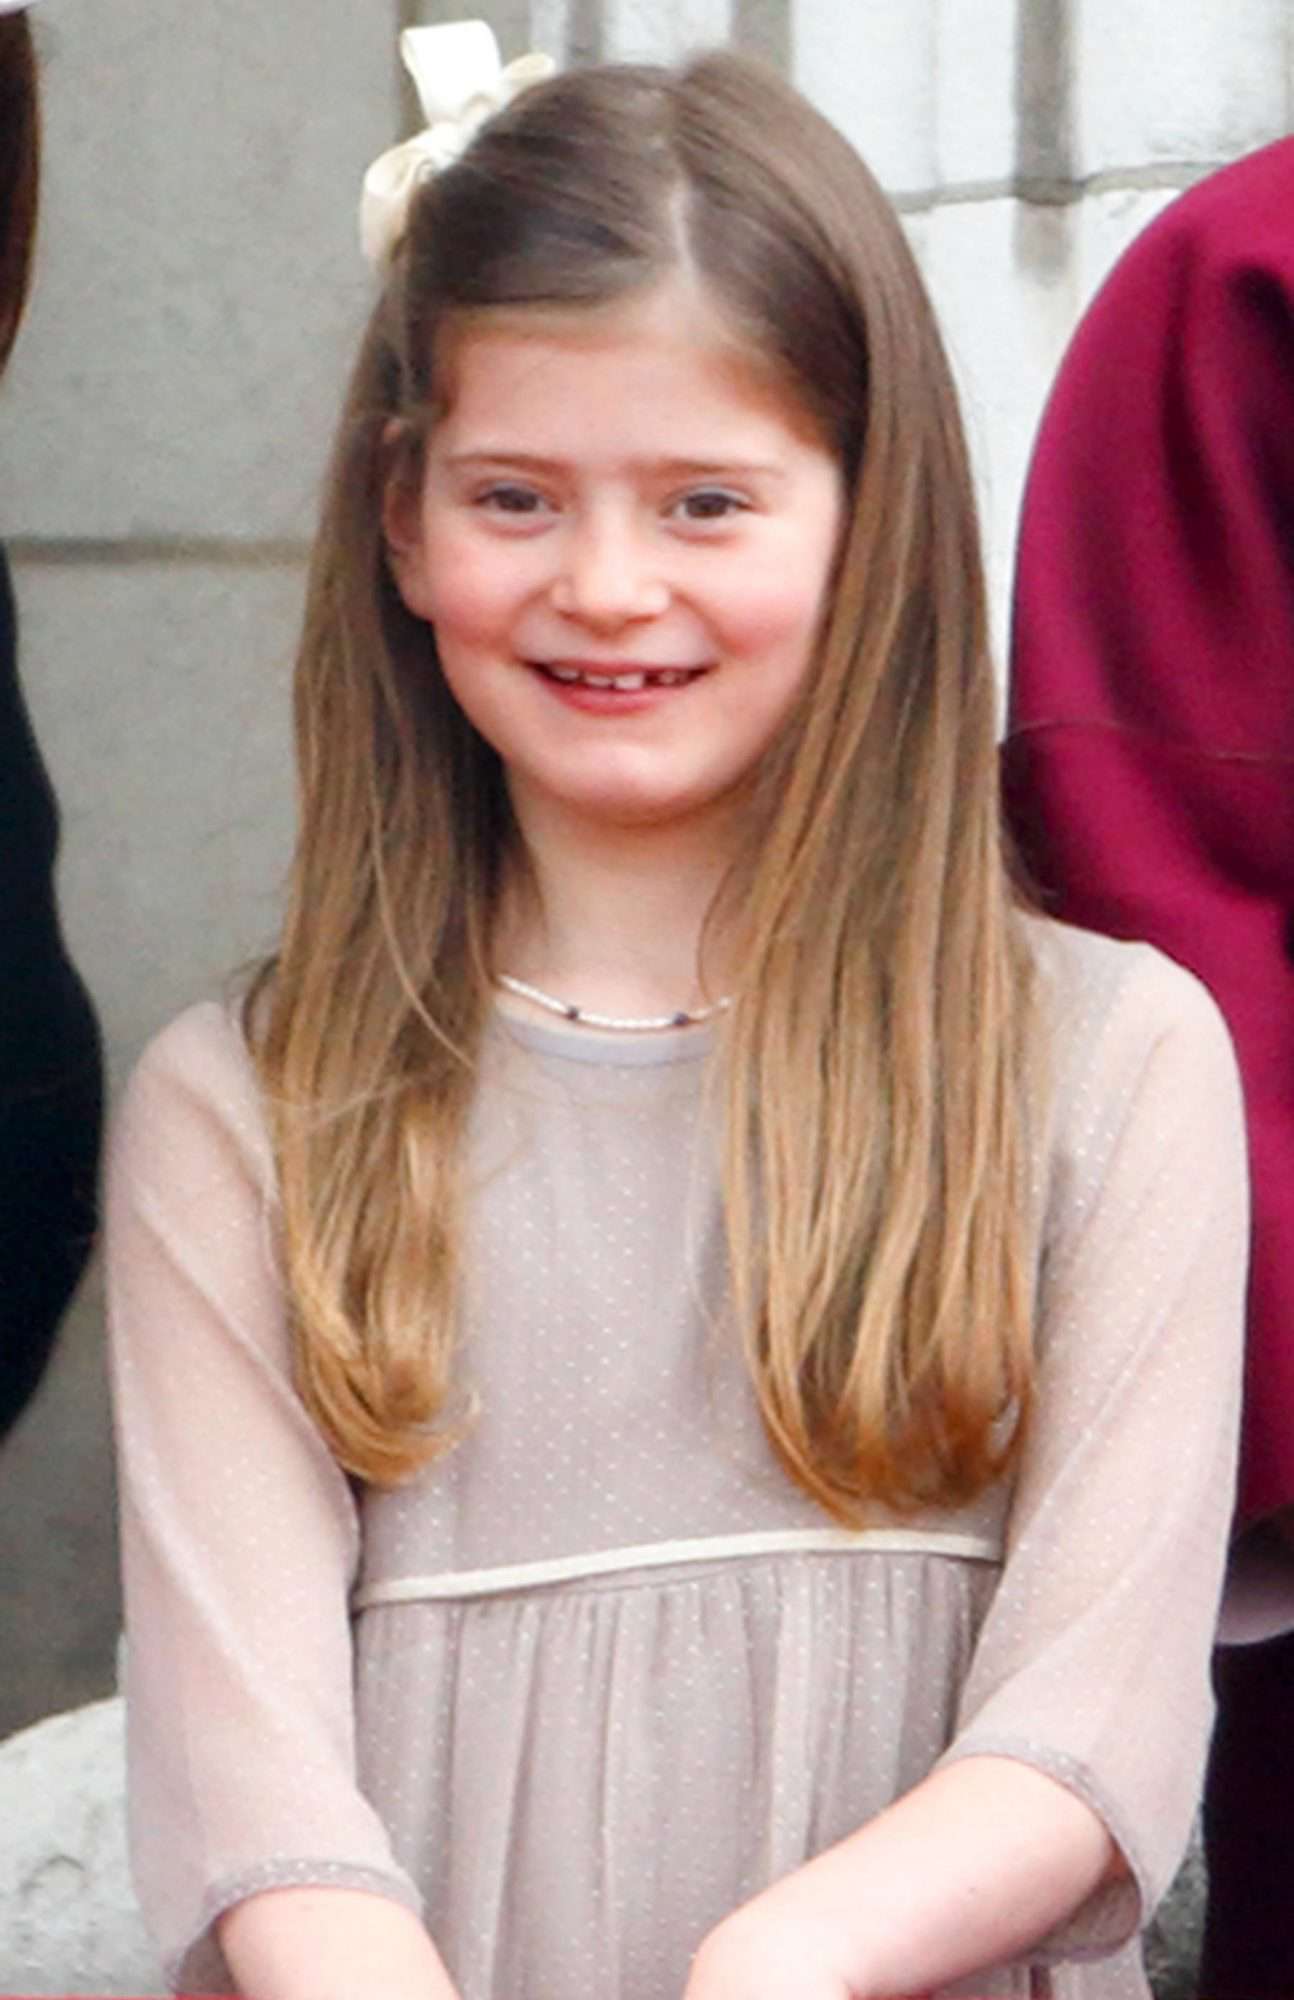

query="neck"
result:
[496,795,741,1018]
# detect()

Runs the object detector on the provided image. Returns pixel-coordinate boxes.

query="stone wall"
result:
[2,0,1289,1986]
[0,1702,161,1995]
[795,0,1294,640]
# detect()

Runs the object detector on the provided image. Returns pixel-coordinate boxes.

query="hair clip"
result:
[360,19,555,270]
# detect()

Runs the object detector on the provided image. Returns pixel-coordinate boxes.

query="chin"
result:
[579,795,686,827]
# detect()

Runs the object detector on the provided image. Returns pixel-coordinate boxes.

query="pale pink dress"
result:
[106,923,1247,1998]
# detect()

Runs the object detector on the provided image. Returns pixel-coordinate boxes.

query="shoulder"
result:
[110,997,274,1200]
[1026,917,1246,1211]
[1149,136,1294,269]
[1028,915,1236,1076]
[131,997,253,1086]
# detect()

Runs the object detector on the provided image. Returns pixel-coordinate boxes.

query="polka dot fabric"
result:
[106,922,1247,1999]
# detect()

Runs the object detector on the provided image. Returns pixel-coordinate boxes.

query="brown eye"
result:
[478,484,547,514]
[674,489,748,522]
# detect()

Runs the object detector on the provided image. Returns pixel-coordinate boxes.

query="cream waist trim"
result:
[352,1525,1002,1609]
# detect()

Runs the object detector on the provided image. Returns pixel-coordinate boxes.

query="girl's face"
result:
[386,280,845,846]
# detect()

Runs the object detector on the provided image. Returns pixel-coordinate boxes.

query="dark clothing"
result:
[1202,1630,1294,1998]
[1002,139,1294,1997]
[0,542,102,1436]
[1004,136,1294,1528]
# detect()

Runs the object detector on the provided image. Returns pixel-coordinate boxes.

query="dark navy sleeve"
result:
[0,542,103,1436]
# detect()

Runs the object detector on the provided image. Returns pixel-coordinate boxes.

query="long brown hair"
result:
[0,11,39,376]
[253,50,1042,1510]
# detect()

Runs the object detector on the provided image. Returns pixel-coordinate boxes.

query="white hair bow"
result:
[360,20,556,270]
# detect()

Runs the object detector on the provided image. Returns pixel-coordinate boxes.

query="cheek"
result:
[713,569,832,662]
[415,532,523,647]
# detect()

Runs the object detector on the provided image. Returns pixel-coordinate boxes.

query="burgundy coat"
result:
[1003,138,1294,1526]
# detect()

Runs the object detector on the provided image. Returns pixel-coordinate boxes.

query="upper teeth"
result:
[547,666,692,689]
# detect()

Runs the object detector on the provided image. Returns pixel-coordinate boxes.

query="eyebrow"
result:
[439,451,789,481]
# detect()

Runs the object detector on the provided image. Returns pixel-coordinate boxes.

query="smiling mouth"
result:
[533,662,708,691]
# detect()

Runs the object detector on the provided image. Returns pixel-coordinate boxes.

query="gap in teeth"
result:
[544,665,694,689]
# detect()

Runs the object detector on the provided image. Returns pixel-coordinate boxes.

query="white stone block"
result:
[912,179,1199,662]
[529,0,576,59]
[4,0,394,542]
[1075,0,1290,172]
[0,1699,165,1996]
[934,0,1020,186]
[603,0,735,59]
[793,0,939,193]
[910,196,1078,663]
[7,559,300,1085]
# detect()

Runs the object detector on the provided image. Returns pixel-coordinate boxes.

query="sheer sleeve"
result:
[106,1004,421,1993]
[937,938,1247,1960]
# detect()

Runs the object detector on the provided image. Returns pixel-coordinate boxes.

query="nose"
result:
[549,509,670,629]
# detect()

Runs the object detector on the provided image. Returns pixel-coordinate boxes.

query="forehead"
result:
[431,281,833,460]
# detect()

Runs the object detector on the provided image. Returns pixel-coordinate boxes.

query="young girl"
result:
[107,25,1247,2000]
